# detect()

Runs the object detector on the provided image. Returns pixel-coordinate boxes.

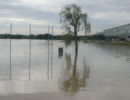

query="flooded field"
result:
[0,39,130,100]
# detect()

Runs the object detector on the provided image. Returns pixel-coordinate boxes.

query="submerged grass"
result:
[110,41,130,46]
[84,40,130,46]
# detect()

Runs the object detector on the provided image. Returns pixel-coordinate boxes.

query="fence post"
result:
[29,24,31,80]
[51,26,53,79]
[47,25,50,79]
[10,23,12,81]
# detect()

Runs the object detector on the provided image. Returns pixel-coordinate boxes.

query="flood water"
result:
[0,39,130,100]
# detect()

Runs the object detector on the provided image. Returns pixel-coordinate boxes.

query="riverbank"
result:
[84,40,130,46]
[109,41,130,46]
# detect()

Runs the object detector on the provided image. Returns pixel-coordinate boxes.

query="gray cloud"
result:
[0,0,129,34]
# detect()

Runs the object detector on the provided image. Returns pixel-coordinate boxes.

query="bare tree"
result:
[60,4,91,43]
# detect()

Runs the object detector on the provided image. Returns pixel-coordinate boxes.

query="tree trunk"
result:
[74,26,78,55]
[72,31,78,91]
[73,26,78,71]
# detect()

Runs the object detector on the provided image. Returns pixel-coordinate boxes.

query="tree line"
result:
[0,33,106,40]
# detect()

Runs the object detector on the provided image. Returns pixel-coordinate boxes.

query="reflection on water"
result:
[59,54,89,93]
[59,43,89,93]
[0,40,130,100]
[93,43,130,62]
[0,40,63,95]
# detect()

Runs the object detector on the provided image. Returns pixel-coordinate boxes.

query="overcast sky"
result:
[0,0,130,35]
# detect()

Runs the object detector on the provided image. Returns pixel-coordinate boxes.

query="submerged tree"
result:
[60,4,91,45]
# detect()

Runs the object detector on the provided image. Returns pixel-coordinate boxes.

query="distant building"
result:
[98,24,130,37]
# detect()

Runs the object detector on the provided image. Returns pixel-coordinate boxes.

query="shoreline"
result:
[83,40,130,46]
